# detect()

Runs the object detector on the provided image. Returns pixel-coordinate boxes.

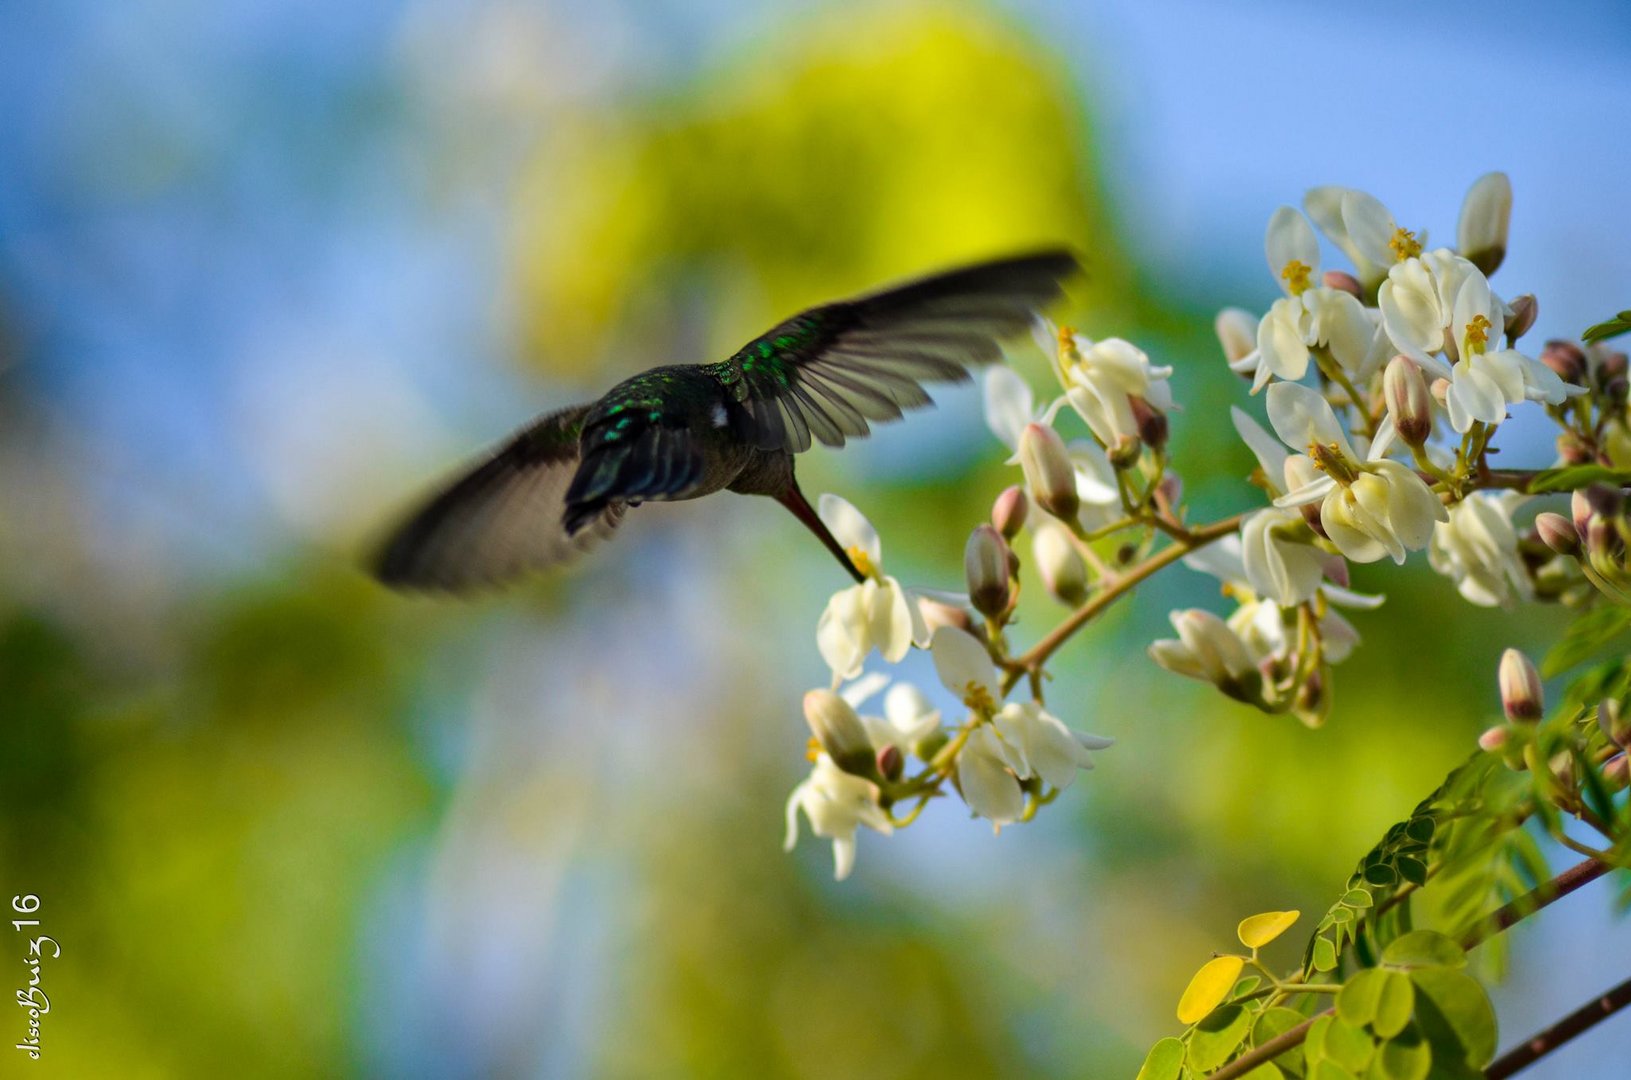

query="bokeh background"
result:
[2,1,1629,1077]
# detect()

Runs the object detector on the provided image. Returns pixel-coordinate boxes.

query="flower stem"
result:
[1001,513,1247,694]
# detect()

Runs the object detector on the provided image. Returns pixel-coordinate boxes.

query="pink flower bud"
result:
[1018,423,1080,523]
[876,743,904,781]
[1540,339,1587,384]
[1505,295,1538,342]
[991,485,1028,540]
[1321,270,1362,298]
[1498,648,1543,722]
[1534,512,1582,557]
[1383,356,1433,447]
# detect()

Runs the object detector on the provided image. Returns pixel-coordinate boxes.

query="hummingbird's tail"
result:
[775,480,866,584]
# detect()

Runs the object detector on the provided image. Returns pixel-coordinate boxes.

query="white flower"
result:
[929,626,1110,824]
[1250,207,1379,392]
[814,495,930,679]
[1303,186,1408,287]
[1241,507,1326,606]
[982,368,1119,518]
[857,682,943,760]
[1429,492,1532,608]
[1148,609,1259,695]
[1266,383,1446,564]
[1034,319,1173,447]
[1438,271,1577,433]
[784,754,893,881]
[1457,171,1511,274]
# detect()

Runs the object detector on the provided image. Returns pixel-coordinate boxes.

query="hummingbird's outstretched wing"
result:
[704,250,1079,453]
[371,404,623,591]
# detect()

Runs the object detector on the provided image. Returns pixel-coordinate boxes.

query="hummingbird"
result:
[372,250,1079,591]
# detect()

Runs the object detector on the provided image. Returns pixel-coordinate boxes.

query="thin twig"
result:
[1485,973,1631,1079]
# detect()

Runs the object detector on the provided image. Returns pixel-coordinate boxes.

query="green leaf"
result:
[1187,1005,1254,1072]
[1308,1061,1358,1080]
[1322,1016,1375,1073]
[1372,972,1415,1039]
[1240,1064,1283,1080]
[1337,968,1387,1028]
[1363,863,1398,888]
[1397,856,1428,887]
[1524,464,1631,494]
[1380,931,1465,970]
[1313,936,1339,972]
[1234,975,1263,997]
[1410,968,1498,1068]
[1542,604,1631,676]
[1136,1037,1186,1080]
[1253,1007,1308,1071]
[1373,1024,1431,1080]
[1342,889,1374,908]
[1582,309,1631,344]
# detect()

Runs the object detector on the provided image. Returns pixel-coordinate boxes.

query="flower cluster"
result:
[785,172,1631,878]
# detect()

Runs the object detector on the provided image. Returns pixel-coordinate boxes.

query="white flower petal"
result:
[983,366,1035,451]
[930,626,997,699]
[818,494,881,567]
[1265,206,1319,293]
[1266,381,1354,459]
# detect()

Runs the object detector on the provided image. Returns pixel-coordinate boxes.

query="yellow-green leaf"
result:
[1134,1037,1185,1080]
[1177,955,1245,1024]
[1372,971,1415,1038]
[1238,910,1301,949]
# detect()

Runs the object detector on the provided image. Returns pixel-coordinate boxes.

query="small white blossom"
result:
[858,682,943,760]
[1148,609,1259,695]
[1266,383,1446,564]
[1303,186,1405,287]
[1034,319,1173,447]
[1241,507,1326,606]
[815,495,930,679]
[784,754,893,881]
[1251,207,1379,392]
[1429,492,1532,608]
[929,626,1110,825]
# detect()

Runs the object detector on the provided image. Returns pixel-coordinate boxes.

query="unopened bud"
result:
[1214,307,1257,366]
[1478,725,1509,753]
[1572,488,1594,537]
[1383,356,1433,447]
[1157,473,1183,509]
[1598,350,1628,382]
[1599,699,1630,748]
[1584,484,1624,521]
[1535,512,1582,557]
[1129,396,1168,450]
[1549,751,1576,792]
[1018,423,1080,523]
[1604,753,1630,791]
[1539,339,1586,384]
[1032,520,1088,606]
[965,524,1012,619]
[1457,171,1511,276]
[1155,609,1259,701]
[1498,648,1544,722]
[1321,270,1362,298]
[803,689,875,776]
[875,743,904,781]
[1429,377,1451,407]
[991,485,1028,540]
[918,597,973,635]
[1504,294,1538,342]
[1557,433,1592,465]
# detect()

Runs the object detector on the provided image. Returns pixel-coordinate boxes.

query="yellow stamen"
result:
[846,546,879,581]
[1464,313,1492,356]
[963,679,997,715]
[805,736,821,763]
[1388,226,1423,262]
[1307,440,1360,485]
[1280,259,1313,295]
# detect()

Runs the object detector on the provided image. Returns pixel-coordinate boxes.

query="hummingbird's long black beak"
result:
[775,481,866,584]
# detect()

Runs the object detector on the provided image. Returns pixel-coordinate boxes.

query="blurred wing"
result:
[705,249,1079,453]
[372,404,623,592]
